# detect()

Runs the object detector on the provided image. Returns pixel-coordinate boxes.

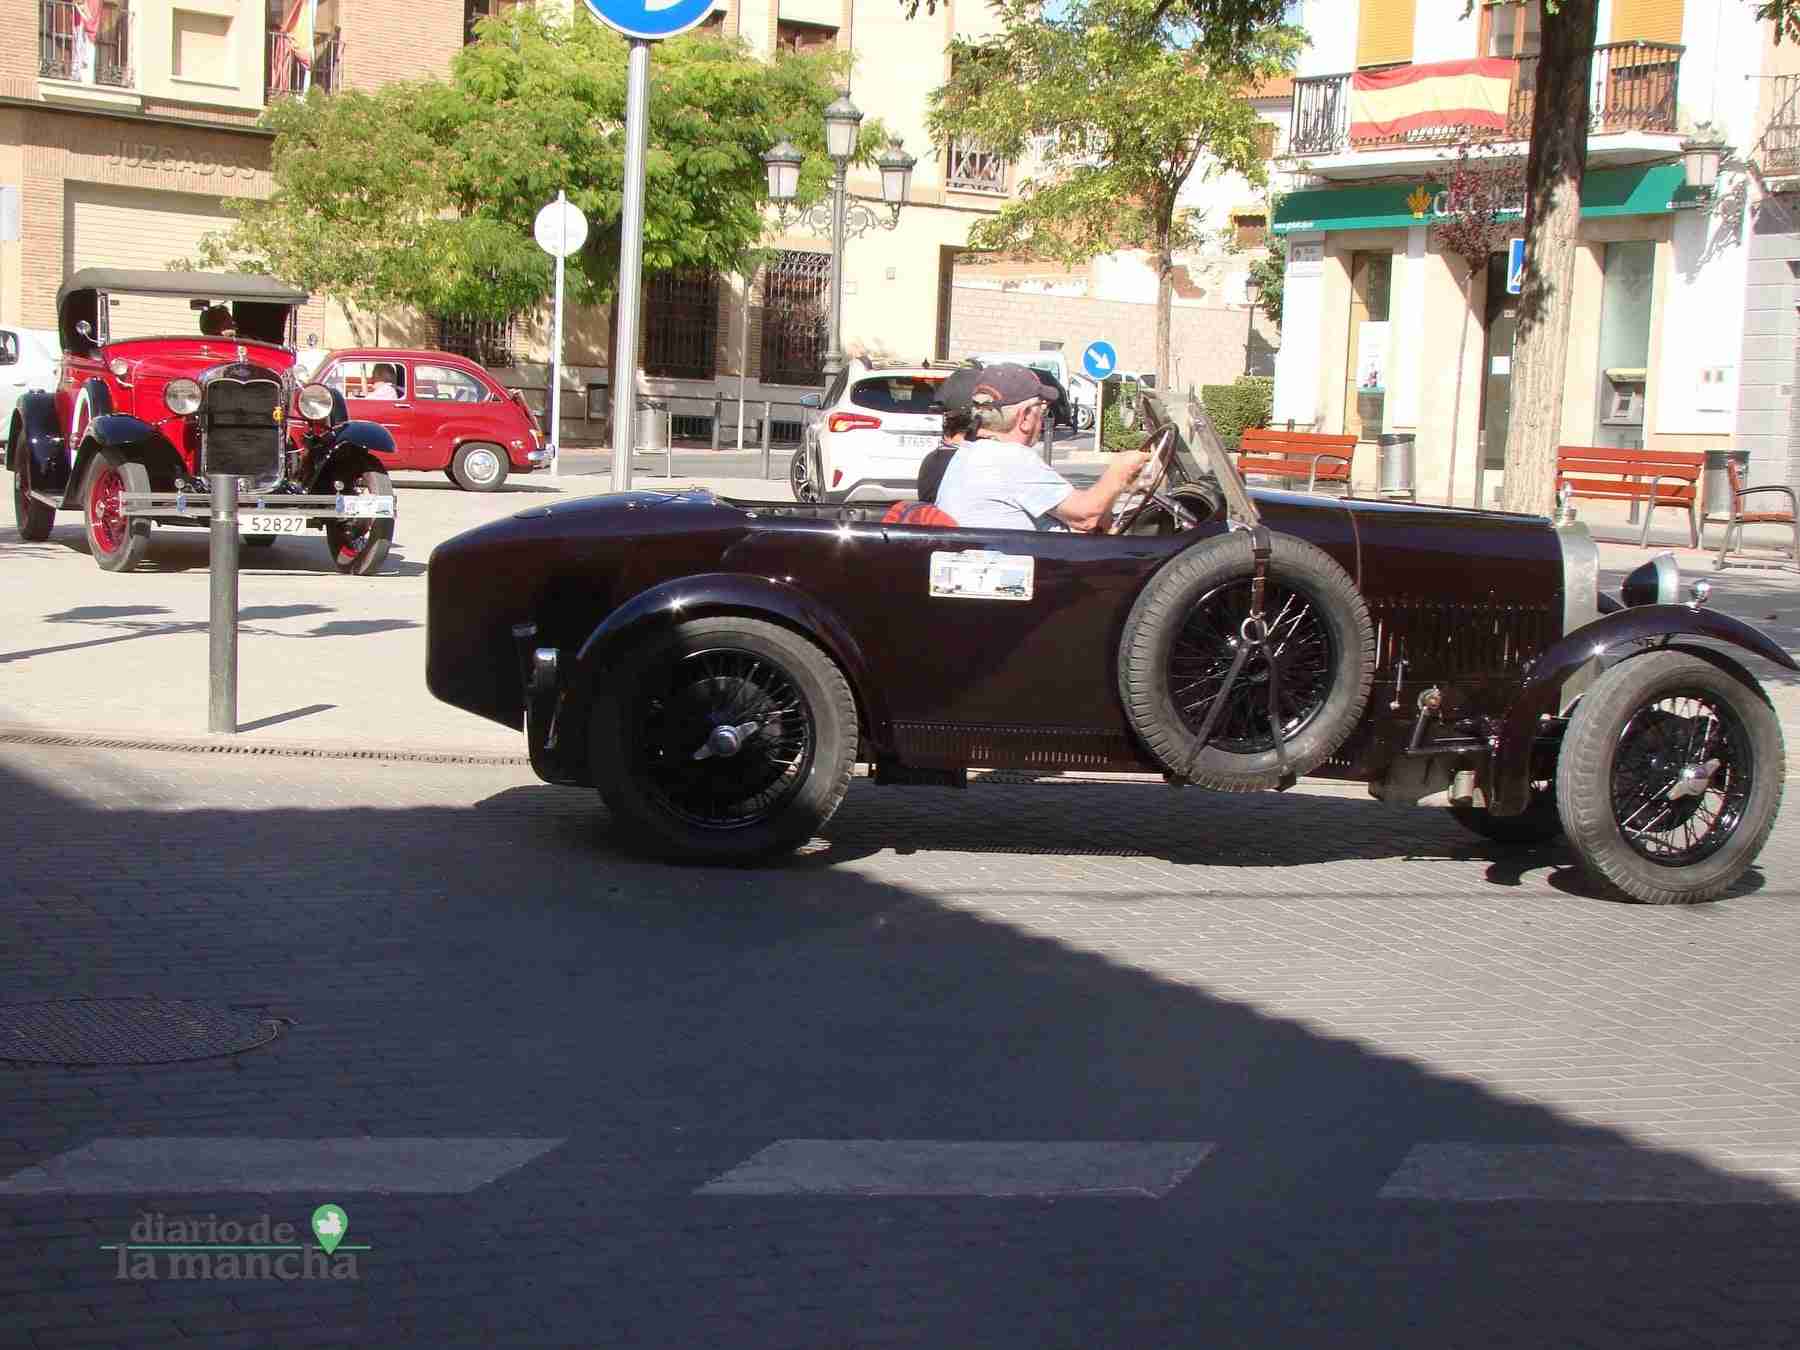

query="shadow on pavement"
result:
[0,604,417,665]
[2,751,1797,1346]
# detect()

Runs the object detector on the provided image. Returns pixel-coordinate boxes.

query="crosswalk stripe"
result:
[698,1140,1214,1197]
[1380,1144,1800,1204]
[0,1138,565,1195]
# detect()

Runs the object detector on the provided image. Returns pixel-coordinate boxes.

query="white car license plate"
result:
[239,513,308,535]
[896,434,936,451]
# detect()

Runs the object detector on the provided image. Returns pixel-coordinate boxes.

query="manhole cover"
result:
[0,999,284,1066]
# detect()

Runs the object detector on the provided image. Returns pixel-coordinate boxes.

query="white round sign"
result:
[534,199,589,259]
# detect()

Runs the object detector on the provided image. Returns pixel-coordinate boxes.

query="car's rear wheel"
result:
[589,617,858,862]
[1556,649,1784,904]
[82,449,151,572]
[1118,532,1375,790]
[789,447,820,504]
[323,467,394,575]
[450,442,509,492]
[12,438,55,542]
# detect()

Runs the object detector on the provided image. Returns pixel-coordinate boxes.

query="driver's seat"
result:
[882,500,958,528]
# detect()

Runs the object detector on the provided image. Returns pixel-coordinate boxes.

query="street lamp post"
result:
[1242,273,1264,376]
[763,99,916,381]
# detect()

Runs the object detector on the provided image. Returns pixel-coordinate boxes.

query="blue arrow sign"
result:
[1506,237,1525,295]
[1082,341,1117,381]
[582,0,715,40]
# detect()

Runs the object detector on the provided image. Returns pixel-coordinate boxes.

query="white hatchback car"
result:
[0,326,60,437]
[791,361,947,504]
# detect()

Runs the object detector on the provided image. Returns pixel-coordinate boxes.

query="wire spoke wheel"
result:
[1610,694,1750,867]
[1169,577,1335,754]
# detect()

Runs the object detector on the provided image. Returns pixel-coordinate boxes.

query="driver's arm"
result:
[1050,450,1151,532]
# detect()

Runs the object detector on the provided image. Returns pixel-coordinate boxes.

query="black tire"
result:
[450,442,509,492]
[12,435,55,542]
[1119,531,1374,790]
[323,467,394,575]
[81,448,152,572]
[1556,649,1785,905]
[589,617,858,862]
[790,446,819,504]
[1450,788,1561,846]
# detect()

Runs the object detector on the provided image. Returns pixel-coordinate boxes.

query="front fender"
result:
[330,419,397,457]
[301,420,396,490]
[570,572,891,753]
[10,391,66,493]
[64,416,185,507]
[1490,604,1798,814]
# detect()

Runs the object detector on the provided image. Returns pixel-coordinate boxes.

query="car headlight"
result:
[296,383,335,422]
[1621,551,1680,607]
[164,379,202,416]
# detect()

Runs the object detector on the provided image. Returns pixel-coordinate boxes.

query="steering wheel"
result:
[1108,425,1180,534]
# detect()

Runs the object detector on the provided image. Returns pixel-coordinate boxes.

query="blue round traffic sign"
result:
[1082,341,1118,380]
[582,0,715,40]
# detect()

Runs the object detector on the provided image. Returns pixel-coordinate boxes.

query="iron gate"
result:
[760,250,830,387]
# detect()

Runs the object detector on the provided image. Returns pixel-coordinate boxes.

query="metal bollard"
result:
[208,474,240,734]
[1040,408,1053,465]
[761,400,773,479]
[666,409,675,478]
[711,393,722,451]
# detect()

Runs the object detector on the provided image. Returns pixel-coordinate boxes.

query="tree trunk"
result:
[1499,0,1597,517]
[1154,209,1174,392]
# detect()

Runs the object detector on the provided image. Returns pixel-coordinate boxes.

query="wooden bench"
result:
[1715,454,1798,569]
[1237,427,1358,495]
[1554,446,1701,546]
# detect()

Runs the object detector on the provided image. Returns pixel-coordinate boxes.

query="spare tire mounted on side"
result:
[1119,531,1375,791]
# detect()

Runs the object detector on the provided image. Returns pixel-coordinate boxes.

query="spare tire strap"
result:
[1181,525,1296,789]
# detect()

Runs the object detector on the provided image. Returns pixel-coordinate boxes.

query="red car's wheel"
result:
[323,467,394,575]
[82,449,151,572]
[12,438,55,542]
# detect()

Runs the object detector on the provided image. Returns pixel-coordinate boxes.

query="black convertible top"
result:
[55,269,309,309]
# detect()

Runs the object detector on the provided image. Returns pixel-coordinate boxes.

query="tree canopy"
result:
[929,0,1298,386]
[197,11,867,321]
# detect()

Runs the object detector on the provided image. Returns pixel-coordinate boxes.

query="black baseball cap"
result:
[933,362,1055,413]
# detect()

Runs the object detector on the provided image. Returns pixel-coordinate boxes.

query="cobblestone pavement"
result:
[5,743,1800,1348]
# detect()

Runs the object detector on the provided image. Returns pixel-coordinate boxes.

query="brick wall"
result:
[0,0,36,98]
[341,0,464,93]
[947,285,1271,390]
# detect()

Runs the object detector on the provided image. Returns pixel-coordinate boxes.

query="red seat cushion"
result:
[882,501,958,528]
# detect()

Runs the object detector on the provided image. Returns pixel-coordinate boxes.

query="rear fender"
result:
[64,416,184,508]
[1490,605,1797,814]
[10,391,67,494]
[569,572,891,753]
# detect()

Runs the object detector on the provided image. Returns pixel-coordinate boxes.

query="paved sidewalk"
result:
[1,463,1795,758]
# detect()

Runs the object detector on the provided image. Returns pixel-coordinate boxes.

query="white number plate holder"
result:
[929,549,1035,602]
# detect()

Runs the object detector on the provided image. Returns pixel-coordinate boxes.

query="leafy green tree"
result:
[929,0,1297,390]
[197,11,865,324]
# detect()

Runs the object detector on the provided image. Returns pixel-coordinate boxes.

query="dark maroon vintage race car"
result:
[426,400,1792,905]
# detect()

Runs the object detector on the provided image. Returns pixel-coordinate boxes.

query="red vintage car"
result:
[310,348,549,491]
[8,268,398,574]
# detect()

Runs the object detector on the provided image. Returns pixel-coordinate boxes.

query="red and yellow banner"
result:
[1349,58,1515,145]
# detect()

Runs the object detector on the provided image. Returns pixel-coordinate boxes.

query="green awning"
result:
[1273,163,1692,235]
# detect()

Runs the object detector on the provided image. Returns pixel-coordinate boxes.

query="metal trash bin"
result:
[1702,449,1750,524]
[636,400,669,450]
[1378,432,1416,497]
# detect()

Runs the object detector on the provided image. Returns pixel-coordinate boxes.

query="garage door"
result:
[64,183,236,339]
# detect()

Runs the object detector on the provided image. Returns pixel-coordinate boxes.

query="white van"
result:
[966,349,1098,429]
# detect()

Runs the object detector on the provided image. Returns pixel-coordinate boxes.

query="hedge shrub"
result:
[1198,376,1273,450]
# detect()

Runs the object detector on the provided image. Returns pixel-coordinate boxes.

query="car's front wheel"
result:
[1556,649,1785,904]
[450,442,509,492]
[323,467,394,575]
[82,449,151,572]
[589,617,858,862]
[12,438,55,542]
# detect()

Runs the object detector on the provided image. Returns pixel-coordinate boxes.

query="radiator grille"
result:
[202,374,284,481]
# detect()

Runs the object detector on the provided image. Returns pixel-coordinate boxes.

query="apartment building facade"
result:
[0,0,1011,442]
[1269,0,1800,506]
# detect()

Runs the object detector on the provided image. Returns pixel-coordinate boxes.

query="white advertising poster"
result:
[1355,321,1390,394]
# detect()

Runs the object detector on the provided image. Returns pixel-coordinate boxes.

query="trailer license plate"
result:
[240,514,308,535]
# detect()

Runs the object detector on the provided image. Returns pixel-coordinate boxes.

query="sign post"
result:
[208,474,240,734]
[534,192,588,480]
[581,0,714,493]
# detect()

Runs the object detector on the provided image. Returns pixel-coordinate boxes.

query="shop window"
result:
[776,20,836,53]
[1592,240,1655,449]
[436,314,518,367]
[643,270,720,380]
[1343,250,1392,439]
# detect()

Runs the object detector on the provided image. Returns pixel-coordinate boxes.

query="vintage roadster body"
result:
[7,268,397,574]
[427,403,1792,905]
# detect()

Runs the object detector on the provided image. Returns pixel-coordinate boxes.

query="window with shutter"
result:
[1610,0,1684,44]
[1356,0,1415,69]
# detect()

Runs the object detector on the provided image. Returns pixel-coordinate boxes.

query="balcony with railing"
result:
[1288,41,1683,160]
[266,29,342,99]
[1759,73,1800,176]
[39,0,132,89]
[945,140,1009,195]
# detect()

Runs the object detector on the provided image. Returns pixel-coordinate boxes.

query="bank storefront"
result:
[1269,163,1740,507]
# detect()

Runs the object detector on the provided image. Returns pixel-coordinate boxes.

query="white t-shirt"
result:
[934,441,1073,532]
